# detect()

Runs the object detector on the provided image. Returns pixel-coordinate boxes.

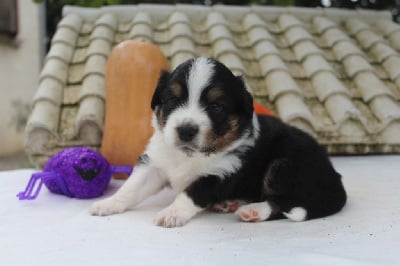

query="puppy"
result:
[91,57,346,227]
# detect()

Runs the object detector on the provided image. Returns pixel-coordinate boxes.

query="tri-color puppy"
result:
[91,57,346,227]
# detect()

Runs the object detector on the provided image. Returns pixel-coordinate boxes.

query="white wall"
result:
[0,1,44,156]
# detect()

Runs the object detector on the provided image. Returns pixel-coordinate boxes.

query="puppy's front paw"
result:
[90,198,127,216]
[154,206,193,228]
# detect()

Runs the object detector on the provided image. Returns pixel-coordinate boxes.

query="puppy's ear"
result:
[236,75,254,117]
[151,70,170,110]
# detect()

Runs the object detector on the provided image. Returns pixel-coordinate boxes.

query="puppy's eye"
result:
[207,103,224,113]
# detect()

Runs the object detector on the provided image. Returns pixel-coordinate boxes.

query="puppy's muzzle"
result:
[177,123,199,143]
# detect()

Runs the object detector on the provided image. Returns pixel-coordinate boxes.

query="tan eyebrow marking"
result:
[207,87,223,102]
[170,82,182,97]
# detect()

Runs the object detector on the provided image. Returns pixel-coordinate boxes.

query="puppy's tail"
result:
[282,207,307,222]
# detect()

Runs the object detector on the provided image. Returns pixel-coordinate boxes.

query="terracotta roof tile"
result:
[25,4,400,166]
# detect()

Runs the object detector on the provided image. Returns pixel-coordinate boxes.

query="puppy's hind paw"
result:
[90,198,127,216]
[235,202,272,223]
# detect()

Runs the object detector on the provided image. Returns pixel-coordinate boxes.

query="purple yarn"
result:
[17,147,133,200]
[43,147,111,199]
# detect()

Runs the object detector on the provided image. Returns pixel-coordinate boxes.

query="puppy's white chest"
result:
[158,149,212,190]
[164,156,203,191]
[147,134,241,192]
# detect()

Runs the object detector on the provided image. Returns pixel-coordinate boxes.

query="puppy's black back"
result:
[219,115,347,220]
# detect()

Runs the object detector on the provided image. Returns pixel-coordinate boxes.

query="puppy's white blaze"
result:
[187,57,214,105]
[163,103,211,148]
[283,207,307,222]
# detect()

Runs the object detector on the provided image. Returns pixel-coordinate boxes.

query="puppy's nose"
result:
[177,124,199,142]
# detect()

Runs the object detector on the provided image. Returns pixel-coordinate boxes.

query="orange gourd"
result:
[102,39,169,179]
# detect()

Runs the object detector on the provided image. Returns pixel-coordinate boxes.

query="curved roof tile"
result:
[58,13,83,33]
[25,101,60,155]
[51,27,79,47]
[169,37,196,57]
[311,72,349,102]
[213,39,239,58]
[371,43,398,63]
[86,38,112,58]
[169,11,190,25]
[242,13,266,31]
[342,55,374,78]
[321,28,350,47]
[324,94,364,126]
[259,54,288,76]
[278,14,302,31]
[312,16,336,35]
[369,97,400,130]
[284,27,313,47]
[90,25,115,42]
[206,12,229,29]
[253,40,280,60]
[46,43,75,64]
[95,13,117,31]
[209,24,232,42]
[382,56,400,81]
[75,97,104,145]
[218,53,245,75]
[302,55,334,78]
[356,30,385,50]
[292,41,323,62]
[33,79,63,106]
[82,55,107,79]
[346,18,370,36]
[332,41,366,61]
[39,59,68,85]
[265,70,301,102]
[79,75,105,101]
[276,93,316,131]
[354,72,394,102]
[169,23,192,40]
[247,27,274,46]
[376,19,400,37]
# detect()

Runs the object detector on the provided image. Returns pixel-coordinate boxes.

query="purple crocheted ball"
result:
[43,147,111,199]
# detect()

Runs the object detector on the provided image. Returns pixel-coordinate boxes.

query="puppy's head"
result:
[151,57,254,155]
